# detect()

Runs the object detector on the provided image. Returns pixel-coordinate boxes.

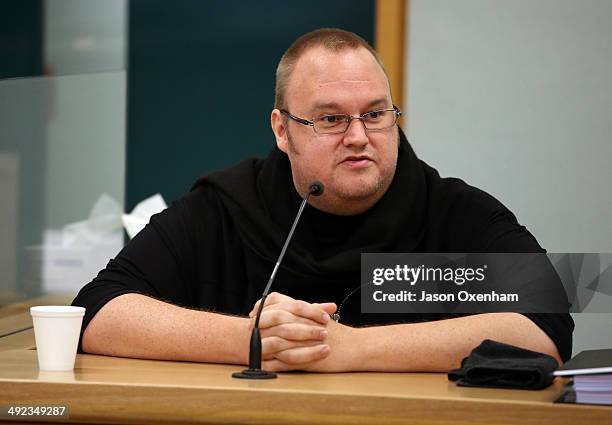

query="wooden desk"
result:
[0,294,75,319]
[0,294,74,352]
[0,349,609,425]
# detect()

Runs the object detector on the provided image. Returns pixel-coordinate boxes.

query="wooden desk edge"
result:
[1,371,609,425]
[0,294,75,318]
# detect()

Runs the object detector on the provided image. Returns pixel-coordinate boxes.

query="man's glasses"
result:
[280,106,402,135]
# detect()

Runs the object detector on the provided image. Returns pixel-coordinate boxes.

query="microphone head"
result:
[309,181,324,196]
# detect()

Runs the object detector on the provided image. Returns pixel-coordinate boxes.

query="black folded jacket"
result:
[448,339,559,390]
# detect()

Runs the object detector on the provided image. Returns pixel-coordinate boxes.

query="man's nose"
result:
[342,118,369,148]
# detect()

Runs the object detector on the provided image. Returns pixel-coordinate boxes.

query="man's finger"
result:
[249,292,294,317]
[274,344,330,365]
[261,336,322,359]
[257,309,326,330]
[261,359,294,372]
[260,323,327,341]
[255,300,333,325]
[314,302,338,315]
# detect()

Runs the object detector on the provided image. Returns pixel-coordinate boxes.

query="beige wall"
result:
[405,0,612,355]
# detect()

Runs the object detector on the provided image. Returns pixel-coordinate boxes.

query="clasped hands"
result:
[247,292,359,372]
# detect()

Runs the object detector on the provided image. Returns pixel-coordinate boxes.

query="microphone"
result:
[233,181,324,379]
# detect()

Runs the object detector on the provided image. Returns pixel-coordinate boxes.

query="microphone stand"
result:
[232,182,324,379]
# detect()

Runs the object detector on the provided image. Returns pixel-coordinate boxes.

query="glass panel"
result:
[0,0,126,80]
[0,72,126,303]
[0,0,126,304]
[44,0,127,76]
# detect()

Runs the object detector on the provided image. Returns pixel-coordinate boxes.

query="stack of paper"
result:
[554,349,612,406]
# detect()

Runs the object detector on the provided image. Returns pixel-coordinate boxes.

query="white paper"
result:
[121,193,167,238]
[24,193,167,293]
[25,193,124,294]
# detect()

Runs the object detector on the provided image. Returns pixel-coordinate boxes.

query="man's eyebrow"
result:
[311,102,342,113]
[366,98,390,109]
[310,98,391,115]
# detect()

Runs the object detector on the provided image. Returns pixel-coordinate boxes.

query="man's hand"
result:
[248,292,338,367]
[262,319,360,373]
[249,292,361,372]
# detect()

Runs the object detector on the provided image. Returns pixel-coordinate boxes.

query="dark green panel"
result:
[127,0,375,209]
[0,1,46,297]
[0,0,43,79]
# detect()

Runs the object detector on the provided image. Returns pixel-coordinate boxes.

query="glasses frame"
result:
[280,105,402,135]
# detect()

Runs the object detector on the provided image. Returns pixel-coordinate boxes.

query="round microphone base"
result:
[232,368,277,379]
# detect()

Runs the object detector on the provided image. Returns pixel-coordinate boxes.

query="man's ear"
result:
[271,109,288,154]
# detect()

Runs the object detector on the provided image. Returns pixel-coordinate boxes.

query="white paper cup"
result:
[30,306,85,371]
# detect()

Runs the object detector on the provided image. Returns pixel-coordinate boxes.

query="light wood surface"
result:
[0,328,36,350]
[0,349,608,425]
[375,0,407,126]
[0,294,75,320]
[0,312,32,336]
[0,294,75,351]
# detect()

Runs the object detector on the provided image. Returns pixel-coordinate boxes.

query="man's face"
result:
[272,46,399,215]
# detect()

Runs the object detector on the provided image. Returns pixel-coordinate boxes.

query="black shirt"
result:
[73,129,574,361]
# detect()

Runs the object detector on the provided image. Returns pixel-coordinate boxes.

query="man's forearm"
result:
[82,293,251,365]
[352,313,561,372]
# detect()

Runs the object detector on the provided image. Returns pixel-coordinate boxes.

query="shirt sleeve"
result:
[477,202,575,362]
[71,193,200,352]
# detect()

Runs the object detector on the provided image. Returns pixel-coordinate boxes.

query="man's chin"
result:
[332,182,384,202]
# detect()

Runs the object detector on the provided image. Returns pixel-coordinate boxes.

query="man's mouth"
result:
[340,155,374,168]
